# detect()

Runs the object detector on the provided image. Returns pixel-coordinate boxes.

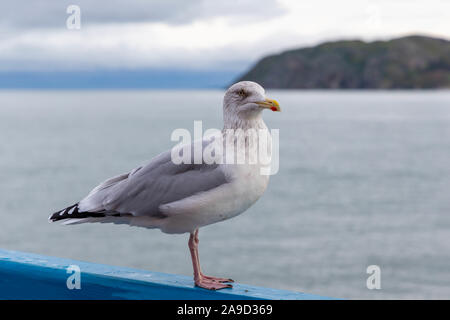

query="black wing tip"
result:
[49,203,106,222]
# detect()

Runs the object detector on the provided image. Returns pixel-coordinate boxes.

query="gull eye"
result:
[237,89,247,98]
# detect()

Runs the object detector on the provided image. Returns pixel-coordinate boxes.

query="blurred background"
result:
[0,0,449,299]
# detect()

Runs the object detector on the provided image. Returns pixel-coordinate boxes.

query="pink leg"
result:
[194,229,234,283]
[188,229,233,290]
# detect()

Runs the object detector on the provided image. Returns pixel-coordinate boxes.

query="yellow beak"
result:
[256,98,281,112]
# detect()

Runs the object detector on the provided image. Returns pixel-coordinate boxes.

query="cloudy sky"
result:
[0,0,449,73]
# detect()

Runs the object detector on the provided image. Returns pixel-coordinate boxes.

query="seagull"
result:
[49,81,281,290]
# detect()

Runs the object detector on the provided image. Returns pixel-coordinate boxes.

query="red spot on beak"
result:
[271,107,277,111]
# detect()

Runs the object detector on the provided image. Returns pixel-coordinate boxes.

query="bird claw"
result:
[201,274,234,283]
[195,277,233,290]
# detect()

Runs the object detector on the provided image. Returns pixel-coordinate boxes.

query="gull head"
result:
[223,81,280,124]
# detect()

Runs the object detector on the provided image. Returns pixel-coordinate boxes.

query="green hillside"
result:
[236,35,450,89]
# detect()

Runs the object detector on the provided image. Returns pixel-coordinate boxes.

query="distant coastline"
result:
[0,70,239,90]
[236,35,450,89]
[1,35,449,90]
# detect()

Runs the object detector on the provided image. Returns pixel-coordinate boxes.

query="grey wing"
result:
[78,145,228,218]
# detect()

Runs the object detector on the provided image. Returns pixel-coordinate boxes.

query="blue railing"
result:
[0,249,331,300]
